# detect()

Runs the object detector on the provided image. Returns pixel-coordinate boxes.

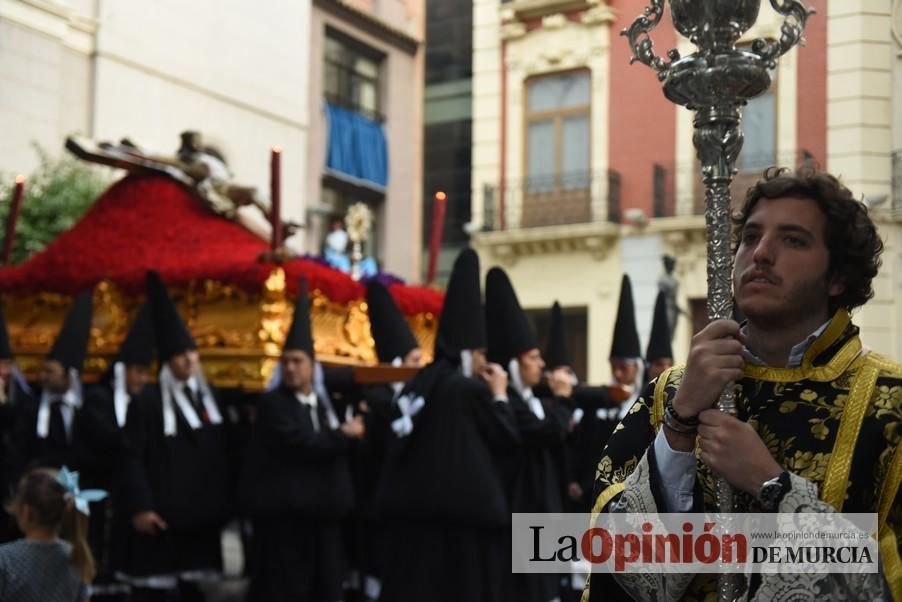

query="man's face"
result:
[517,348,545,388]
[168,350,198,382]
[733,196,843,328]
[40,360,69,394]
[647,357,674,381]
[125,365,150,396]
[403,347,424,368]
[281,349,314,392]
[610,358,639,387]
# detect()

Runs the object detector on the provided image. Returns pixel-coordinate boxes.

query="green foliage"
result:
[0,145,112,264]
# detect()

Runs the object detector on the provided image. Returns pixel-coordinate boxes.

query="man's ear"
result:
[827,273,846,298]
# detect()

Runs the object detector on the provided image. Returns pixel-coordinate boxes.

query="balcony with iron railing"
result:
[479,151,815,229]
[472,169,622,259]
[480,169,621,231]
[471,152,823,259]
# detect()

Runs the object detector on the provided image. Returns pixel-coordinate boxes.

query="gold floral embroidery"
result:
[779,401,798,414]
[810,420,830,440]
[785,450,831,483]
[597,455,613,481]
[612,456,638,484]
[800,389,818,402]
[831,394,848,412]
[873,384,901,418]
[885,422,900,448]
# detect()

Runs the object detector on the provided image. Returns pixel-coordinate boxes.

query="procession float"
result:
[0,133,442,390]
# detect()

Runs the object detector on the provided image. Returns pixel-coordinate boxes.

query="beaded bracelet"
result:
[662,410,697,437]
[665,398,700,427]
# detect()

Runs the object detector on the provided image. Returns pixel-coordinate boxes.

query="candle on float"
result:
[270,147,283,252]
[426,191,448,285]
[2,176,26,264]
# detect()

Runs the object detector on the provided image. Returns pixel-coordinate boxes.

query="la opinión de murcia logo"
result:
[511,513,879,574]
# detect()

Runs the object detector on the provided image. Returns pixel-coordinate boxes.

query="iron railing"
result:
[478,151,817,231]
[480,170,621,231]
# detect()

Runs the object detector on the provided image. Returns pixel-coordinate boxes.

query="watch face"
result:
[759,481,783,510]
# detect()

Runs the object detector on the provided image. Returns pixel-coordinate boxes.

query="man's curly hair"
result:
[732,166,884,315]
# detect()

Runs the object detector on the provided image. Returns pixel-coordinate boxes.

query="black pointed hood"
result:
[544,301,570,370]
[146,270,196,363]
[0,301,12,360]
[645,291,673,363]
[610,274,641,359]
[435,248,486,360]
[115,303,155,367]
[284,278,315,358]
[48,289,93,372]
[366,281,419,363]
[485,267,537,365]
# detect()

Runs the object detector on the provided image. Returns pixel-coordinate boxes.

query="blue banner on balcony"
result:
[325,103,388,189]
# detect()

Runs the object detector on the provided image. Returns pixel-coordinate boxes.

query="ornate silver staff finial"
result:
[622,1,813,601]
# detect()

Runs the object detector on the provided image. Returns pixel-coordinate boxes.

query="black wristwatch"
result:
[756,471,791,511]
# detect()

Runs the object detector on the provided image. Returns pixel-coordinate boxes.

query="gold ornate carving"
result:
[2,273,438,391]
[408,312,437,365]
[258,267,288,356]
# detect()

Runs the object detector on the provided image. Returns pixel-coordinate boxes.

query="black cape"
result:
[377,361,522,602]
[505,388,571,602]
[121,382,231,577]
[240,384,354,602]
[0,378,34,541]
[239,385,354,518]
[567,386,621,513]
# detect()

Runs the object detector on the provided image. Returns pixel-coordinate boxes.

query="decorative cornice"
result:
[314,0,420,54]
[504,0,612,22]
[542,13,568,30]
[581,3,616,26]
[501,21,528,40]
[472,221,620,265]
[473,216,708,265]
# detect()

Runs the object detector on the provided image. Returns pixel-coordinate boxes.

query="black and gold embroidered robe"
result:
[584,311,902,601]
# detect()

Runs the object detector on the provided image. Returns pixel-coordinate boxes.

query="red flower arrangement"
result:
[0,175,443,316]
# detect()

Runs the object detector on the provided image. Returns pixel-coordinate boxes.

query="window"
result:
[525,71,591,192]
[739,65,777,173]
[324,31,383,120]
[739,88,776,172]
[521,71,592,227]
